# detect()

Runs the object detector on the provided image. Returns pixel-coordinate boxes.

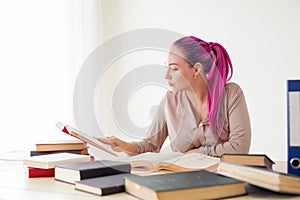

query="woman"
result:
[98,36,251,157]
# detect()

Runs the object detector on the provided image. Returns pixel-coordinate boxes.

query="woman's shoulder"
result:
[225,82,243,93]
[225,82,245,100]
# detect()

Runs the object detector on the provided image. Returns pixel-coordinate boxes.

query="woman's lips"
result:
[168,82,174,87]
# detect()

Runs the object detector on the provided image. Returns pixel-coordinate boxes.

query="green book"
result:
[125,170,246,200]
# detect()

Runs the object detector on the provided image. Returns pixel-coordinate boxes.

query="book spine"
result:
[30,149,88,156]
[27,167,55,178]
[101,186,125,196]
[80,164,131,180]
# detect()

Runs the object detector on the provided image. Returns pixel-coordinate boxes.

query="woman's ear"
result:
[193,62,203,77]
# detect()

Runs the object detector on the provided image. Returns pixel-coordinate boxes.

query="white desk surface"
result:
[0,151,300,200]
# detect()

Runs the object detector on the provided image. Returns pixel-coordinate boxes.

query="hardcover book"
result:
[35,140,86,152]
[125,170,246,200]
[217,161,300,194]
[56,122,117,157]
[75,173,132,196]
[55,160,131,184]
[26,167,55,178]
[220,154,274,169]
[119,152,219,172]
[23,153,91,169]
[30,149,88,157]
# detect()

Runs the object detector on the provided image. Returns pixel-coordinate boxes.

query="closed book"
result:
[35,140,86,152]
[75,173,132,196]
[27,167,55,178]
[30,149,88,157]
[125,170,246,200]
[55,160,131,184]
[218,162,300,194]
[23,153,91,169]
[220,154,274,169]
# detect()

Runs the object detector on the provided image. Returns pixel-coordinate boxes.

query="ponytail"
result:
[207,42,233,138]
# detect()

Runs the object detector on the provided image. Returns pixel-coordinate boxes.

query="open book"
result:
[118,152,220,172]
[56,122,117,157]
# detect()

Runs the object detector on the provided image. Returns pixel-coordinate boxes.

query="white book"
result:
[23,153,91,169]
[56,122,117,157]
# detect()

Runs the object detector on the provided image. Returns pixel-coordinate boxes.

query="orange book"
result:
[35,140,86,152]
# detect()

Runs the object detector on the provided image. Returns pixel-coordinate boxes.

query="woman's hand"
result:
[95,136,137,155]
[185,148,199,154]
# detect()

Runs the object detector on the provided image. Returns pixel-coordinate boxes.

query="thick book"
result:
[30,148,88,156]
[75,173,132,196]
[26,167,55,178]
[119,152,219,172]
[217,161,300,194]
[35,140,86,152]
[125,170,246,200]
[56,122,117,157]
[23,152,91,169]
[220,154,275,169]
[55,160,131,184]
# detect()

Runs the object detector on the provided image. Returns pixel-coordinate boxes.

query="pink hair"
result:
[173,36,233,138]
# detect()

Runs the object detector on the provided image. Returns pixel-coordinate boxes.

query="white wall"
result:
[99,0,300,161]
[0,1,75,153]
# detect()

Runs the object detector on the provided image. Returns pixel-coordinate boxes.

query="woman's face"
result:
[166,47,196,93]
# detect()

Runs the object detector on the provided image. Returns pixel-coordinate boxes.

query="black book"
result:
[75,173,133,196]
[125,170,246,200]
[30,149,87,157]
[55,160,131,184]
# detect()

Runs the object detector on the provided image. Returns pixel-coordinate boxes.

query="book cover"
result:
[26,167,55,178]
[120,152,219,172]
[220,154,274,169]
[30,149,88,157]
[217,161,300,194]
[75,173,133,196]
[55,160,131,184]
[125,170,246,200]
[23,152,91,169]
[35,140,86,152]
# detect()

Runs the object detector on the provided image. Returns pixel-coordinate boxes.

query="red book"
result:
[27,167,55,178]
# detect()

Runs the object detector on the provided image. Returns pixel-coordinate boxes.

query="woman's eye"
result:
[168,66,177,71]
[165,65,178,71]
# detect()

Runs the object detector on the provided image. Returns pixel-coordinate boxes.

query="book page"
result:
[119,152,183,171]
[158,153,220,171]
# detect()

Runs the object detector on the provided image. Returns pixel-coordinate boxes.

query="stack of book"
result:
[23,152,132,196]
[23,152,92,178]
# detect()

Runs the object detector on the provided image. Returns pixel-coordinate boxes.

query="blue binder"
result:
[287,80,300,176]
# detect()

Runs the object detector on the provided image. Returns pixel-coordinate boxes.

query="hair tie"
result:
[208,42,214,49]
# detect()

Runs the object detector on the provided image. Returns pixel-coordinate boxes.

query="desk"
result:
[0,152,299,200]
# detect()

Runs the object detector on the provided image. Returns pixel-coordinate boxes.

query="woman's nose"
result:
[165,69,171,80]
